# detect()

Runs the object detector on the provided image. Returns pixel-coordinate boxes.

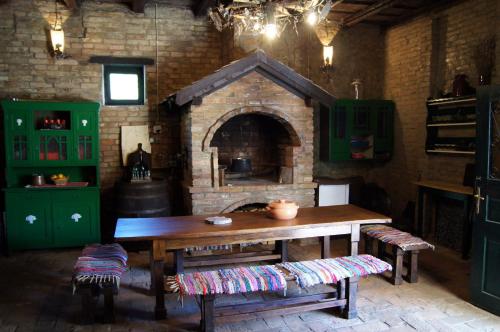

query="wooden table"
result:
[414,180,474,259]
[114,204,391,320]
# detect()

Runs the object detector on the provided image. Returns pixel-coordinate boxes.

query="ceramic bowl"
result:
[266,199,299,220]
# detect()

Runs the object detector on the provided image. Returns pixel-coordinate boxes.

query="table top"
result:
[114,204,391,242]
[414,180,473,196]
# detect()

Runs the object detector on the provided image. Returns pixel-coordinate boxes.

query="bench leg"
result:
[320,236,331,259]
[337,279,346,313]
[201,294,215,332]
[80,286,96,324]
[364,236,373,255]
[377,241,386,259]
[343,276,358,319]
[391,247,404,285]
[408,250,419,283]
[102,285,115,323]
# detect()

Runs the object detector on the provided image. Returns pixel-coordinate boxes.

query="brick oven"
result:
[164,51,335,215]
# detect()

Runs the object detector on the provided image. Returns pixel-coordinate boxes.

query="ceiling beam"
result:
[131,0,146,13]
[62,0,78,9]
[192,0,216,17]
[342,0,400,27]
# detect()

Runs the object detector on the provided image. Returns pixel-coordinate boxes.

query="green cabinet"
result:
[2,99,101,251]
[320,99,394,161]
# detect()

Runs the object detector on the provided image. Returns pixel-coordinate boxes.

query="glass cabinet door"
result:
[38,134,68,161]
[78,135,95,161]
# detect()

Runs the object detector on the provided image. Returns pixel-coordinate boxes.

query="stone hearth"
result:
[165,51,335,214]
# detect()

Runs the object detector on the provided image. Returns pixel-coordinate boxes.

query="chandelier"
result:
[208,0,335,39]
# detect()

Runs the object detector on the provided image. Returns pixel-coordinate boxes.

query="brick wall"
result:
[372,0,500,216]
[0,0,223,190]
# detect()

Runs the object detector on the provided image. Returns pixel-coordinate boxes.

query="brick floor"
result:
[0,240,499,332]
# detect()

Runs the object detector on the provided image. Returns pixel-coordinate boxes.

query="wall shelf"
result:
[425,96,476,155]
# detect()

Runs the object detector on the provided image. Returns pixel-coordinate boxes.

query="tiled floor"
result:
[0,240,499,332]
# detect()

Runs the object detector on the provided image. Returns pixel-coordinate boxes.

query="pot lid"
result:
[268,199,298,209]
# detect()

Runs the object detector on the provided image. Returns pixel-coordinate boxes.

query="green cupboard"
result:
[320,99,394,161]
[1,99,101,251]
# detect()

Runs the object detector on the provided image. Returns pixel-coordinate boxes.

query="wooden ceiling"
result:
[59,0,460,27]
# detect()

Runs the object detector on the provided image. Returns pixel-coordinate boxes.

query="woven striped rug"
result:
[278,255,392,288]
[73,243,128,292]
[172,265,287,296]
[361,225,435,250]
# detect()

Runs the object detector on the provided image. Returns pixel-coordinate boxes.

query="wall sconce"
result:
[321,45,335,76]
[50,0,66,59]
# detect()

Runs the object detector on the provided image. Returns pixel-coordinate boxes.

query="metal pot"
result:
[32,174,45,186]
[231,157,252,173]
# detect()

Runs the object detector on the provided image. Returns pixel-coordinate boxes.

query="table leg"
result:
[417,187,424,237]
[349,224,360,256]
[174,249,184,274]
[151,240,167,320]
[320,236,331,259]
[462,197,472,259]
[275,240,288,262]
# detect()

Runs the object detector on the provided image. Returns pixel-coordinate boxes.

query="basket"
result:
[53,176,69,186]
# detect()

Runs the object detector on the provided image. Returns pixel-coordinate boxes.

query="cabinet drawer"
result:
[5,192,52,249]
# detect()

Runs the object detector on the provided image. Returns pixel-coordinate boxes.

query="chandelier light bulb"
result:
[263,23,278,39]
[306,11,318,26]
[323,45,333,65]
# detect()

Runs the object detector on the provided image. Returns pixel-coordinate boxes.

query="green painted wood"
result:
[1,99,100,250]
[320,99,394,161]
[470,86,500,315]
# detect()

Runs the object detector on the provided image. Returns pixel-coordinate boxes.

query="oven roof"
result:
[163,50,336,108]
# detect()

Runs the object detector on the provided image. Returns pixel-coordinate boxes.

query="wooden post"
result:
[201,294,215,332]
[391,247,404,285]
[416,187,424,236]
[343,276,359,319]
[408,250,419,283]
[320,236,331,259]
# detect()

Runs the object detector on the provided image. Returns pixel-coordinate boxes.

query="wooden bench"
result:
[165,255,391,332]
[361,225,434,285]
[72,244,128,324]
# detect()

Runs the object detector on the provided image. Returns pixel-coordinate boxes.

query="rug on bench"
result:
[278,255,392,288]
[172,265,287,296]
[361,225,435,250]
[72,243,128,292]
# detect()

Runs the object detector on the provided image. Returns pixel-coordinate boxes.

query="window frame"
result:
[103,64,145,106]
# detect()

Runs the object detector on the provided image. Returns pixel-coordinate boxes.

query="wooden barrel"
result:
[115,179,170,217]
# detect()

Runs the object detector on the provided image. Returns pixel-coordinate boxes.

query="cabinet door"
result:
[52,190,99,246]
[76,135,97,163]
[5,192,52,250]
[373,101,394,158]
[329,104,351,161]
[75,111,96,133]
[35,132,71,162]
[5,110,30,163]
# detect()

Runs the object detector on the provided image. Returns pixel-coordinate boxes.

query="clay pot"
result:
[266,199,299,220]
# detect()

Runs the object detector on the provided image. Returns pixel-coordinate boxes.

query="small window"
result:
[103,65,145,106]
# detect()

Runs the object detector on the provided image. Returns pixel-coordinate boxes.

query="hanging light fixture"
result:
[321,45,335,77]
[50,0,66,59]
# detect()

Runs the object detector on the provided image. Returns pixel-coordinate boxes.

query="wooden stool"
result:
[362,226,434,285]
[75,281,117,324]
